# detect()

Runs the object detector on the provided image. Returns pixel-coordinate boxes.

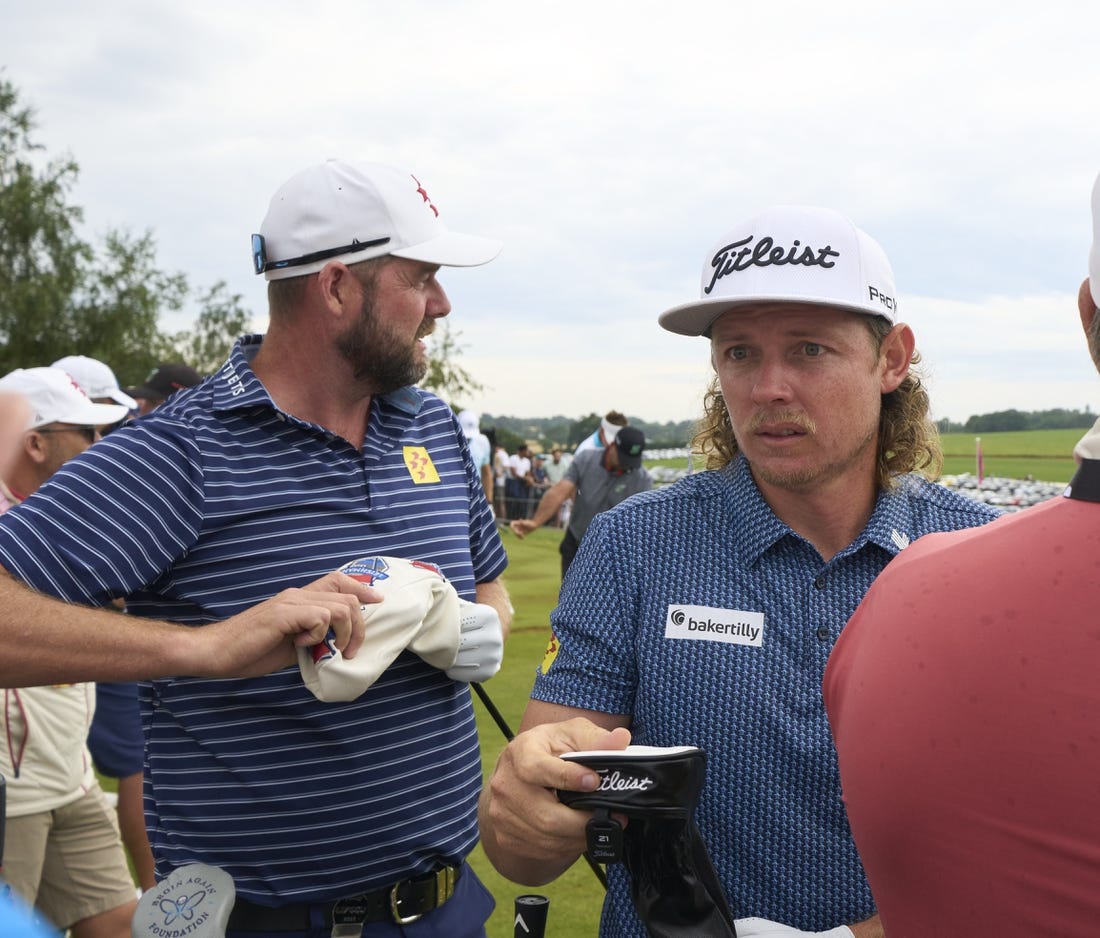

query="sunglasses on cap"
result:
[251,234,391,275]
[36,425,99,444]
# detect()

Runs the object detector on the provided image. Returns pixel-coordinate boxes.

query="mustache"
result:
[416,322,436,342]
[746,409,817,435]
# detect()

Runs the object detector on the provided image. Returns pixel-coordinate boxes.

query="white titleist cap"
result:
[0,367,130,430]
[1089,171,1100,309]
[254,159,502,281]
[658,205,898,336]
[51,355,138,410]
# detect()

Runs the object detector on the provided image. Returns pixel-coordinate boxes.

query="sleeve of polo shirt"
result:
[531,509,637,715]
[0,419,205,606]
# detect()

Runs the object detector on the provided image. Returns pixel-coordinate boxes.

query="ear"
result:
[878,322,915,394]
[315,262,361,320]
[1078,278,1097,335]
[23,430,49,465]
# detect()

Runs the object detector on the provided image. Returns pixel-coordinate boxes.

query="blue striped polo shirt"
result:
[0,335,508,904]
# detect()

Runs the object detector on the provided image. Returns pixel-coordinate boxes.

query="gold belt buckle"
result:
[388,866,456,925]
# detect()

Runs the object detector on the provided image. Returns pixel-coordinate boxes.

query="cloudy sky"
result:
[4,0,1099,424]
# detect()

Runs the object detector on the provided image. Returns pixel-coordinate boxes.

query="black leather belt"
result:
[226,865,461,932]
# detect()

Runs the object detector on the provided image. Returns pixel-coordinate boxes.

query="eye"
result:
[802,342,823,357]
[725,345,749,361]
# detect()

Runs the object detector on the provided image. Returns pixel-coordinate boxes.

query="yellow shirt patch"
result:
[403,446,440,484]
[540,632,560,674]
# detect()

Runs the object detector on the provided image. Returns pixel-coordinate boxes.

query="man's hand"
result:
[509,519,537,539]
[479,718,631,885]
[182,571,382,679]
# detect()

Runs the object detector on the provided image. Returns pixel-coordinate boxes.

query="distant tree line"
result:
[936,407,1096,434]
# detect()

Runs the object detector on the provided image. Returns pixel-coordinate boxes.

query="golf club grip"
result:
[513,894,549,937]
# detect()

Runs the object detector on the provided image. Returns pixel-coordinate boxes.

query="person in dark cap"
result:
[510,425,651,577]
[126,362,201,415]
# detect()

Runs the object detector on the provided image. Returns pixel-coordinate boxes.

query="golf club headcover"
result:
[299,555,461,701]
[131,863,235,938]
[557,745,737,938]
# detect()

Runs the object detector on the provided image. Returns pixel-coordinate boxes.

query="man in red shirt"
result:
[824,170,1100,938]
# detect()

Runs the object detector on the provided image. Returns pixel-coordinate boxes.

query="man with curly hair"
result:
[479,206,1000,937]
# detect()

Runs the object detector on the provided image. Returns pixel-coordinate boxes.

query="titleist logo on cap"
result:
[705,235,841,295]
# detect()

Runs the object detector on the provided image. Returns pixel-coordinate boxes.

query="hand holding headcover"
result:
[558,745,737,938]
[299,556,503,701]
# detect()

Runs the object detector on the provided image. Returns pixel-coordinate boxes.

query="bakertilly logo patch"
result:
[665,603,764,646]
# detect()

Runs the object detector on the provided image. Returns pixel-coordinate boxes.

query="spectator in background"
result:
[573,409,627,455]
[511,427,651,577]
[124,362,201,416]
[541,446,572,528]
[823,171,1100,938]
[458,409,493,506]
[53,354,155,891]
[506,443,533,519]
[0,367,135,938]
[491,440,510,519]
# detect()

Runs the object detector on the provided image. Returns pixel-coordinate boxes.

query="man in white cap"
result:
[824,173,1100,937]
[51,355,138,413]
[0,160,510,937]
[479,206,1001,937]
[0,367,136,937]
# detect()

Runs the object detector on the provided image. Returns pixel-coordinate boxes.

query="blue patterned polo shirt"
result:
[533,456,998,933]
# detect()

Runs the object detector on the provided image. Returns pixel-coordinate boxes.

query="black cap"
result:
[127,363,201,401]
[613,426,646,469]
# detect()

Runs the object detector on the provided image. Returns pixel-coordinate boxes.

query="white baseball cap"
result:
[658,205,898,336]
[254,159,502,281]
[0,367,130,430]
[1089,170,1100,309]
[457,409,481,437]
[51,355,138,409]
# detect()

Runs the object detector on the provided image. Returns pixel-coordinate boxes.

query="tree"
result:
[421,320,484,406]
[170,282,253,377]
[0,77,90,372]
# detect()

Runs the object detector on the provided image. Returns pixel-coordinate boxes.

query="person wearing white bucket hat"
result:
[825,172,1100,937]
[481,206,1001,938]
[0,159,510,938]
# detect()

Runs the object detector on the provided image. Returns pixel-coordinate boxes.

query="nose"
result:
[749,357,794,405]
[427,277,451,320]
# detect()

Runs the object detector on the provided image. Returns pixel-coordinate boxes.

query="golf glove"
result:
[445,599,504,683]
[734,919,854,938]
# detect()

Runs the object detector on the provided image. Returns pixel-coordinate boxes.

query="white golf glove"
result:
[299,556,500,701]
[445,599,504,682]
[734,918,854,938]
